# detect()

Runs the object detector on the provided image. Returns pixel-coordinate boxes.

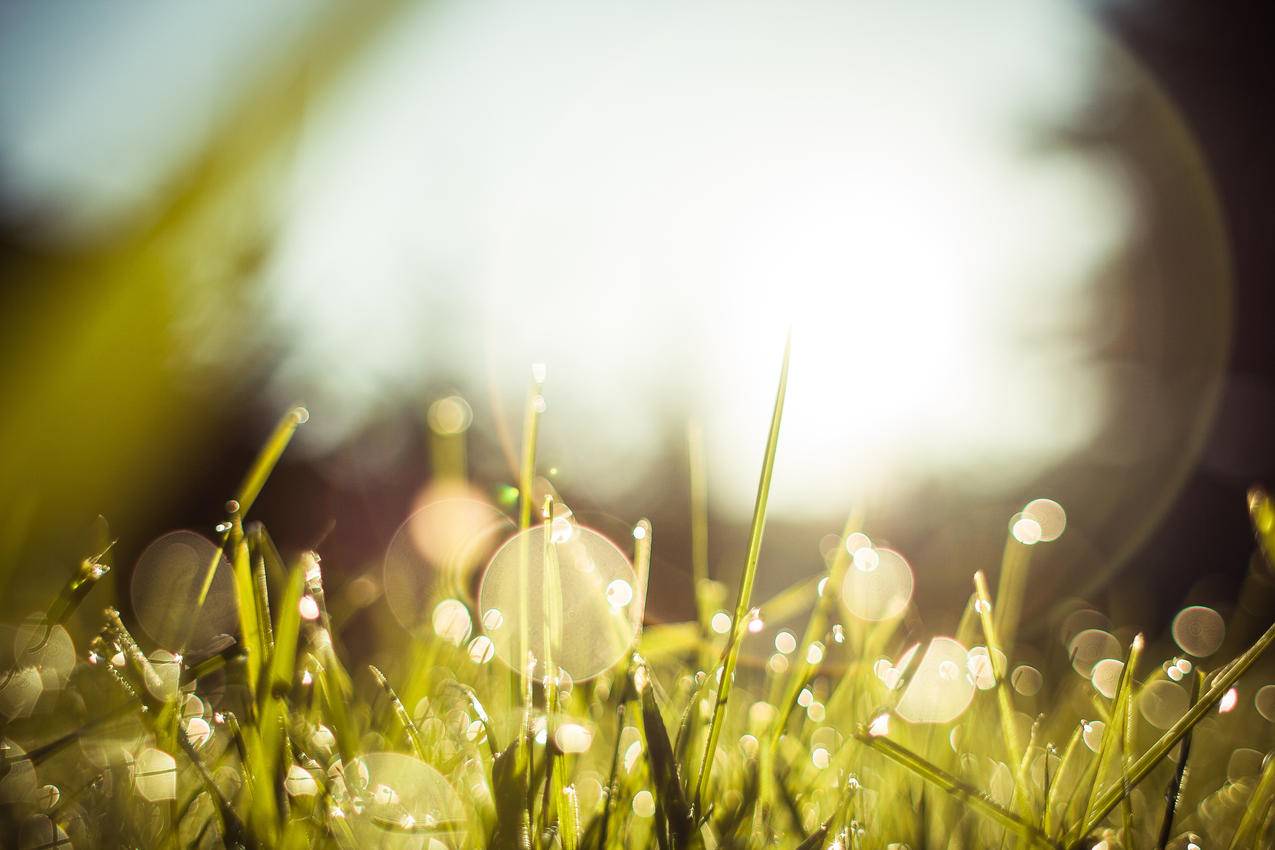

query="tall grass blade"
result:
[1075,634,1143,841]
[1077,615,1275,838]
[972,570,1028,812]
[694,334,790,814]
[235,406,309,518]
[854,727,1059,849]
[638,659,695,848]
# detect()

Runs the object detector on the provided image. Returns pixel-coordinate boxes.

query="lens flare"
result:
[1171,606,1225,657]
[131,531,237,651]
[841,547,914,622]
[896,638,975,725]
[478,524,638,682]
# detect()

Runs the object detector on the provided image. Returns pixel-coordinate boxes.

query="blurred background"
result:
[0,1,1270,655]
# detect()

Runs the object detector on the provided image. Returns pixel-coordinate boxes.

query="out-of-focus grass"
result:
[1,353,1274,850]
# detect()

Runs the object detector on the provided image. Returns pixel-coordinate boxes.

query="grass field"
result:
[1,350,1273,850]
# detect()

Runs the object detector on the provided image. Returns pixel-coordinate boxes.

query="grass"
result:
[1,352,1274,849]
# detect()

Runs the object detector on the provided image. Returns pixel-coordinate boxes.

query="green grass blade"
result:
[854,725,1059,850]
[1078,615,1275,838]
[637,659,695,848]
[1228,737,1275,850]
[369,665,426,761]
[693,334,790,814]
[235,406,308,518]
[972,570,1029,812]
[1075,634,1143,843]
[230,520,264,696]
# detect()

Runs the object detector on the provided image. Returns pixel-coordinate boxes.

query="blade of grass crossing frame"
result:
[235,406,309,519]
[1077,616,1275,839]
[693,334,790,816]
[192,406,307,643]
[1229,731,1275,850]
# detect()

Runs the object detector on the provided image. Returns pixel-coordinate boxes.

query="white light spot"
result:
[606,579,633,609]
[632,790,656,818]
[1011,515,1042,545]
[299,595,320,621]
[774,630,797,654]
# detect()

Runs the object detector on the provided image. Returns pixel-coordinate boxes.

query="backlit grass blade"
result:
[992,529,1035,656]
[1228,733,1275,850]
[1077,615,1275,839]
[235,406,309,518]
[1249,486,1275,572]
[1075,634,1143,843]
[693,334,790,814]
[854,726,1059,850]
[230,518,264,695]
[793,820,831,850]
[972,570,1028,811]
[369,665,426,760]
[637,659,695,848]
